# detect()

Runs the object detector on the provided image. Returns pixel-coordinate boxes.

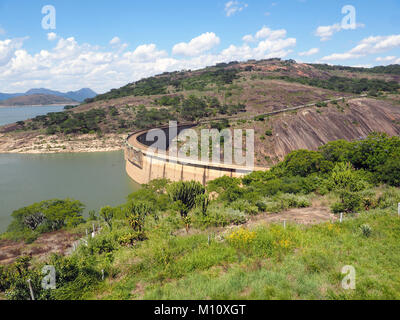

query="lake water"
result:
[0,105,66,126]
[0,151,140,233]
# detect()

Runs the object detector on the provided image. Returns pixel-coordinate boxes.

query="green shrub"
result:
[330,202,346,214]
[331,191,363,213]
[378,154,400,187]
[47,254,102,300]
[193,207,247,228]
[229,199,259,215]
[207,176,243,202]
[262,200,286,213]
[256,201,267,212]
[6,199,85,242]
[276,193,311,208]
[328,162,367,192]
[265,129,273,136]
[282,150,328,177]
[118,232,147,246]
[1,256,53,300]
[87,236,117,256]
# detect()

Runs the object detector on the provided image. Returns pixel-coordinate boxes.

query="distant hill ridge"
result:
[0,88,97,103]
[0,94,78,106]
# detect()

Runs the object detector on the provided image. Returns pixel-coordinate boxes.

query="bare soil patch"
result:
[245,207,337,228]
[0,230,80,265]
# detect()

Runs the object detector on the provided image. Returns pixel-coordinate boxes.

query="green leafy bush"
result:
[331,191,363,213]
[229,199,259,215]
[207,176,243,202]
[6,199,85,242]
[277,193,311,208]
[377,154,400,187]
[193,207,247,228]
[281,150,330,177]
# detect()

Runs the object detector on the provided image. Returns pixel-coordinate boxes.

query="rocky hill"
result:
[1,59,399,162]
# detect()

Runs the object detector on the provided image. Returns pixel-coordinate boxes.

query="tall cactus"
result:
[168,181,205,218]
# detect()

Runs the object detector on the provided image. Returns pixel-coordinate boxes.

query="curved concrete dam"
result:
[125,124,269,185]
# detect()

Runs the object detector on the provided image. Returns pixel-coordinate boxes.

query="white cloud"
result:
[110,37,121,45]
[242,34,255,43]
[0,37,27,66]
[224,1,248,17]
[376,56,400,64]
[243,26,287,44]
[221,27,296,61]
[47,32,57,41]
[315,23,365,41]
[376,56,396,62]
[172,32,220,56]
[124,44,167,62]
[315,24,341,41]
[298,48,319,56]
[0,27,5,35]
[321,52,362,61]
[255,26,287,40]
[321,34,400,61]
[0,26,297,93]
[352,64,372,68]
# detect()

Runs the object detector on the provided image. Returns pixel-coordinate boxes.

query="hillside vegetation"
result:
[0,94,77,107]
[1,133,400,300]
[1,59,400,161]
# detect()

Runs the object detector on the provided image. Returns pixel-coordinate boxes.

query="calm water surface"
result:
[0,151,140,232]
[0,105,66,126]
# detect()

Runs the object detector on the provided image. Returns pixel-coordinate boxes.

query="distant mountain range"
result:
[0,94,78,107]
[0,88,97,103]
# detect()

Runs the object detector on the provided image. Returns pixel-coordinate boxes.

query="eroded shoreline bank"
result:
[0,132,126,154]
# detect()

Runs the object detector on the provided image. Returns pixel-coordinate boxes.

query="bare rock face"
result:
[267,98,400,161]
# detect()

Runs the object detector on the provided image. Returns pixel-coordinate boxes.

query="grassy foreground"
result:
[1,133,400,300]
[89,208,400,300]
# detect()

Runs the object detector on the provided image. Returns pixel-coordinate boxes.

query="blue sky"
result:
[0,0,399,93]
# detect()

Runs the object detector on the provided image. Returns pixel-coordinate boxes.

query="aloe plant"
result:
[125,201,154,232]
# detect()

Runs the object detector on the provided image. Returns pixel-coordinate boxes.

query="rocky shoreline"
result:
[0,132,126,154]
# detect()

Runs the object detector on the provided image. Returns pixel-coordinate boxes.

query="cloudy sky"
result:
[0,0,399,93]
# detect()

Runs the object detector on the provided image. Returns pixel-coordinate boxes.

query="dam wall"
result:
[125,125,268,185]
